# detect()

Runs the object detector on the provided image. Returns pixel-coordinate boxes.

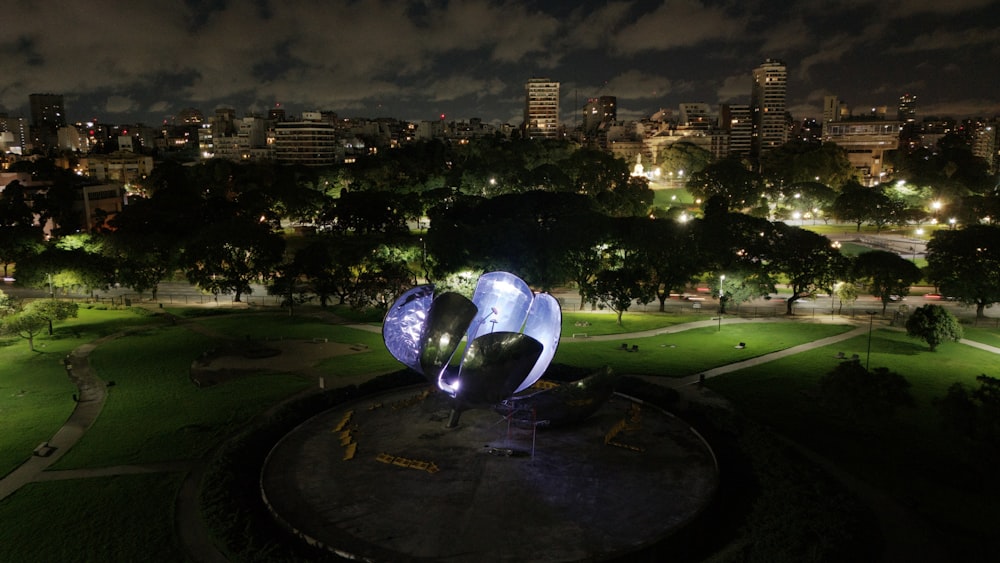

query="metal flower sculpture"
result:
[383,272,561,427]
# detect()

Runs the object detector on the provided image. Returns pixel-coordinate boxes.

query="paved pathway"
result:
[3,313,998,562]
[0,336,110,502]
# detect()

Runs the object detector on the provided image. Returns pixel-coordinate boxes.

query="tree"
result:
[631,218,701,312]
[832,181,895,232]
[687,158,764,212]
[852,250,923,314]
[934,375,1000,462]
[833,281,858,314]
[654,141,712,179]
[818,360,913,421]
[589,267,650,326]
[695,211,778,311]
[26,299,79,335]
[103,196,187,299]
[0,180,45,278]
[905,304,963,351]
[760,141,858,189]
[771,224,847,315]
[13,238,116,297]
[0,299,77,351]
[925,225,1000,318]
[1,310,47,352]
[181,216,285,302]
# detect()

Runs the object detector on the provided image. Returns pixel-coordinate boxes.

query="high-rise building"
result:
[822,96,840,123]
[0,114,30,154]
[29,93,66,152]
[274,113,338,166]
[721,104,752,158]
[523,78,560,139]
[897,94,917,122]
[582,96,616,135]
[750,59,787,159]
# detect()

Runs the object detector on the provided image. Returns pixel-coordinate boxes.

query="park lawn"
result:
[0,308,164,477]
[961,326,1000,348]
[651,186,695,208]
[554,321,854,377]
[193,311,405,379]
[188,310,376,340]
[0,473,184,562]
[706,329,1000,547]
[52,325,312,469]
[561,311,702,336]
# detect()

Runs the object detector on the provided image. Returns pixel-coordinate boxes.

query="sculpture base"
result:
[261,386,717,562]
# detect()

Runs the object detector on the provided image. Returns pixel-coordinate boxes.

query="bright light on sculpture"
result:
[383,272,562,427]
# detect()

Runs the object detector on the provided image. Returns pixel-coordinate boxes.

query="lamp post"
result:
[718,274,725,331]
[865,311,877,371]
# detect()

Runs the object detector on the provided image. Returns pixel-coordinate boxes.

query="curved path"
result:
[1,313,996,562]
[0,335,112,502]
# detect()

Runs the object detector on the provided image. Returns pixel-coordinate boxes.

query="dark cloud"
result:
[0,0,997,125]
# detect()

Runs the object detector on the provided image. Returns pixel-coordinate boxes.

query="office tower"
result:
[29,93,66,152]
[273,113,338,166]
[897,94,917,122]
[823,96,840,123]
[0,114,30,154]
[523,78,560,139]
[582,96,616,135]
[268,106,287,123]
[175,107,204,124]
[678,103,713,129]
[721,104,752,158]
[750,59,787,159]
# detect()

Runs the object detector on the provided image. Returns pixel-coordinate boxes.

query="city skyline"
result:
[2,0,999,126]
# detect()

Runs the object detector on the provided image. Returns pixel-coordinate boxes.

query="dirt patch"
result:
[190,339,368,387]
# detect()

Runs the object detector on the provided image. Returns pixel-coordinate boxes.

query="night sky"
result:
[2,0,998,126]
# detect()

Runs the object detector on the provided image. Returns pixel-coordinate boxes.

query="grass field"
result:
[0,307,162,476]
[3,305,999,560]
[53,324,312,469]
[651,185,695,209]
[706,328,1000,551]
[554,321,854,377]
[0,474,185,562]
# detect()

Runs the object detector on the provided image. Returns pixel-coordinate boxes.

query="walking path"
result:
[1,312,997,562]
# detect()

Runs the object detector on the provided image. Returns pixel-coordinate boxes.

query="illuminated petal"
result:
[515,292,562,393]
[419,292,477,387]
[466,272,532,343]
[455,332,543,407]
[382,285,435,374]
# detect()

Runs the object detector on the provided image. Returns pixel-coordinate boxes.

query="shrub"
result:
[818,360,913,421]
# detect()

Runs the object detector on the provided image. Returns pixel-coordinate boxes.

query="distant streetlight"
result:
[949,217,957,229]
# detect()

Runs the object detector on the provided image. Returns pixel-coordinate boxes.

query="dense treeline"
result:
[2,135,997,318]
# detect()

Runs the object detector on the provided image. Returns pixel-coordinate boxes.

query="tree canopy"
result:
[926,225,1000,318]
[905,304,963,351]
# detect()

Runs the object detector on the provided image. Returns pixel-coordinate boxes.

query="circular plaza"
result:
[261,386,718,562]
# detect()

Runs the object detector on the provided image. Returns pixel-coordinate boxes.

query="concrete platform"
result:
[261,386,718,562]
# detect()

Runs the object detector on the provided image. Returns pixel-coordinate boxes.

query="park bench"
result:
[33,442,56,457]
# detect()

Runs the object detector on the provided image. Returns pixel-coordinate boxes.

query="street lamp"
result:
[718,274,726,331]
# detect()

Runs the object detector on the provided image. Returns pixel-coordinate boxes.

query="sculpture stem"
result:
[446,408,463,428]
